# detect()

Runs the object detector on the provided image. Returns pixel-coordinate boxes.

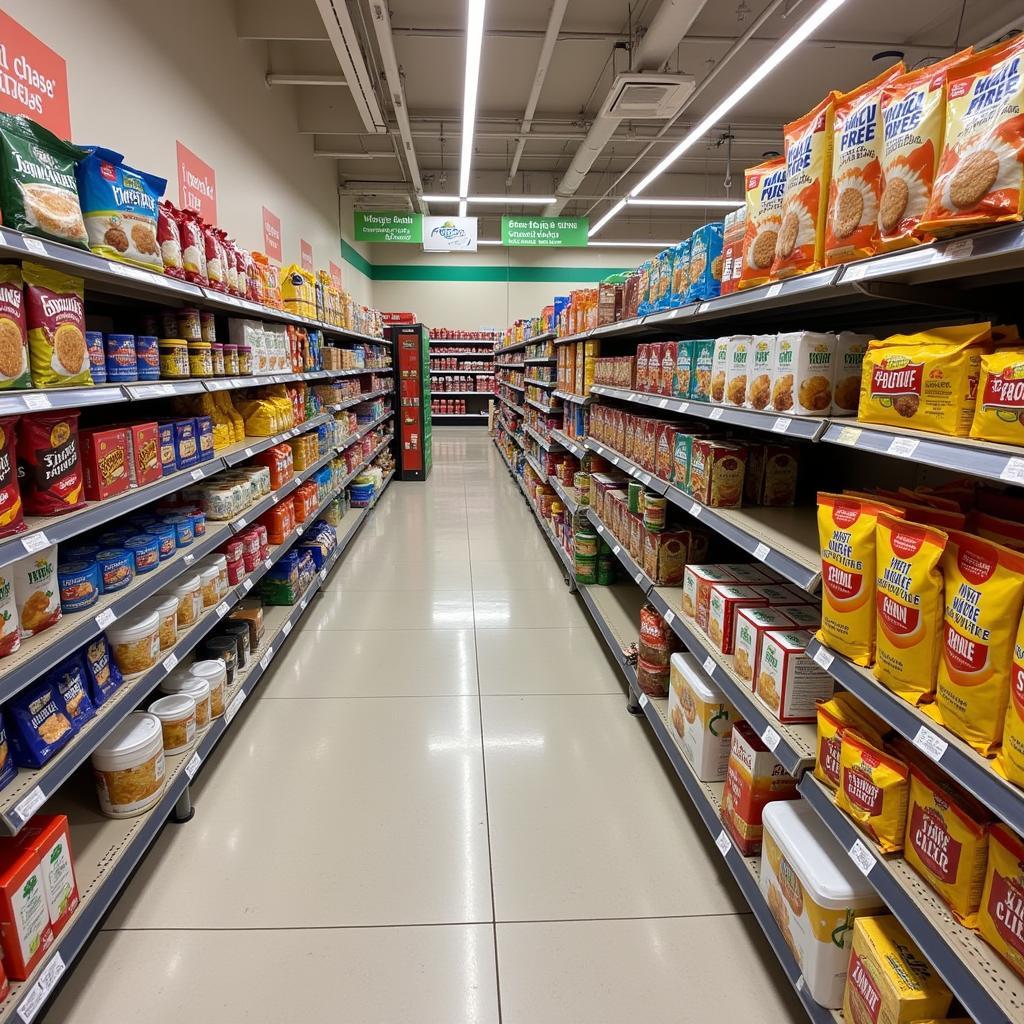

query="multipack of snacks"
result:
[739,156,787,290]
[835,728,910,853]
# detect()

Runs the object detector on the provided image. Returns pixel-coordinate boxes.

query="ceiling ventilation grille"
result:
[599,73,696,119]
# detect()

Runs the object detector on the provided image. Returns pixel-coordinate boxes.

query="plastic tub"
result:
[199,566,220,609]
[148,693,196,754]
[165,514,194,548]
[57,560,100,612]
[206,554,228,598]
[107,609,160,678]
[138,594,178,651]
[135,336,160,380]
[200,635,237,685]
[190,660,227,718]
[668,652,737,782]
[165,575,201,628]
[91,712,166,818]
[161,675,211,733]
[221,620,250,670]
[96,548,134,593]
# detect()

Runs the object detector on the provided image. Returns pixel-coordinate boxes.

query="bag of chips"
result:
[971,510,1024,552]
[685,222,724,303]
[7,677,75,768]
[23,262,91,388]
[17,411,85,516]
[970,347,1024,445]
[81,635,123,707]
[738,157,786,290]
[0,265,30,390]
[978,823,1024,978]
[0,566,20,659]
[49,654,96,731]
[836,729,910,853]
[814,692,886,791]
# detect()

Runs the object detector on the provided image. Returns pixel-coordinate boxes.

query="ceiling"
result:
[237,0,1021,241]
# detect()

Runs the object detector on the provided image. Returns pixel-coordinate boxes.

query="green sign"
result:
[354,211,422,243]
[501,215,589,247]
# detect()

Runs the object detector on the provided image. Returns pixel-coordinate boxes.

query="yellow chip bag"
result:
[874,515,947,705]
[858,322,992,437]
[837,730,910,853]
[817,492,905,665]
[738,156,787,290]
[997,614,1024,785]
[928,530,1024,755]
[978,823,1024,980]
[903,764,991,926]
[814,693,886,791]
[971,347,1024,444]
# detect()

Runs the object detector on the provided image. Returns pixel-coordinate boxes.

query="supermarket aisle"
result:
[45,428,802,1024]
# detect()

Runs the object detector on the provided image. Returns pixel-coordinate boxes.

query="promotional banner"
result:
[502,215,588,247]
[329,261,343,289]
[354,211,422,243]
[262,206,282,260]
[423,216,477,252]
[300,238,313,272]
[0,13,70,138]
[176,141,217,222]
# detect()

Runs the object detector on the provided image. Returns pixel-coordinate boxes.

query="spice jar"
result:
[211,342,225,376]
[91,713,166,818]
[148,693,196,754]
[187,340,213,378]
[199,565,220,609]
[223,343,239,376]
[221,620,251,670]
[237,343,252,375]
[159,339,190,379]
[200,311,217,343]
[177,308,202,341]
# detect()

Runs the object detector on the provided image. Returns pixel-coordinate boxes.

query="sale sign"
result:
[329,261,343,290]
[176,141,217,222]
[300,238,313,272]
[262,206,282,261]
[0,12,70,138]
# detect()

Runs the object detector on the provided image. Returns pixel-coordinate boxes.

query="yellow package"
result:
[213,391,245,442]
[814,693,886,791]
[904,764,991,926]
[837,730,910,853]
[772,93,836,279]
[874,515,947,705]
[997,614,1024,785]
[978,823,1024,979]
[738,156,787,290]
[859,323,992,437]
[971,347,1024,444]
[928,530,1024,755]
[844,916,953,1024]
[23,263,92,389]
[235,398,278,437]
[817,492,905,665]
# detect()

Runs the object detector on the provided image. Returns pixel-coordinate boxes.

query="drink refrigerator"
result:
[390,322,433,480]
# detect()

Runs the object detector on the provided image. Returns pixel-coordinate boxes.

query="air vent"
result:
[599,73,696,119]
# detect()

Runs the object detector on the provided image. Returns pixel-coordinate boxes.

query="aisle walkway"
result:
[46,429,802,1023]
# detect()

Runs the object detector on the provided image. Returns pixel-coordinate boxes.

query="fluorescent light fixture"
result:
[626,197,743,208]
[589,240,675,248]
[588,198,628,238]
[421,195,462,203]
[478,239,504,245]
[459,0,487,202]
[421,194,557,205]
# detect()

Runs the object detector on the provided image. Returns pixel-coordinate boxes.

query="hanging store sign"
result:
[502,215,589,247]
[262,206,282,260]
[0,13,70,139]
[354,211,422,243]
[175,141,217,222]
[423,216,477,252]
[300,238,313,272]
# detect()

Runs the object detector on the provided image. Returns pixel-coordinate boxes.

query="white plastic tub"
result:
[138,593,179,651]
[91,712,166,818]
[107,609,160,679]
[160,675,211,733]
[148,693,197,755]
[668,652,736,782]
[189,659,227,718]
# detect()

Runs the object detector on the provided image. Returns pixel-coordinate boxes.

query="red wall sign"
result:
[300,238,313,272]
[0,12,70,139]
[176,141,217,222]
[329,261,343,290]
[262,206,282,261]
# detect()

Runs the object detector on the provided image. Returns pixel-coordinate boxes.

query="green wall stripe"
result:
[340,239,626,283]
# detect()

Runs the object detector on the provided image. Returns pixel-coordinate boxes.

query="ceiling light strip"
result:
[458,0,487,206]
[626,198,744,208]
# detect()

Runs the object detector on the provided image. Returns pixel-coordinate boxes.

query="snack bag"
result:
[177,208,208,284]
[724,335,750,406]
[157,200,184,278]
[878,49,974,251]
[825,63,904,265]
[12,545,60,639]
[836,729,910,852]
[858,322,991,436]
[873,515,947,705]
[970,346,1024,444]
[738,157,786,290]
[978,823,1024,978]
[670,238,689,306]
[17,412,85,516]
[23,263,91,388]
[685,221,724,303]
[814,692,887,791]
[7,677,74,768]
[745,334,776,411]
[772,94,837,279]
[920,35,1024,236]
[0,266,30,389]
[928,530,1024,755]
[0,417,24,540]
[833,332,870,414]
[817,492,905,665]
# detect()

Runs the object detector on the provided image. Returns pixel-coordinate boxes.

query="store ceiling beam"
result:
[235,0,329,41]
[265,73,347,87]
[314,148,397,159]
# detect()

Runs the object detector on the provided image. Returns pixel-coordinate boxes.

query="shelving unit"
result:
[428,331,495,426]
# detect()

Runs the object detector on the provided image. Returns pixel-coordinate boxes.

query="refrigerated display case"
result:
[391,322,433,480]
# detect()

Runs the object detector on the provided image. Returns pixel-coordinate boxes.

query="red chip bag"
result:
[157,201,184,279]
[176,209,207,285]
[17,412,85,516]
[203,220,226,291]
[0,417,24,537]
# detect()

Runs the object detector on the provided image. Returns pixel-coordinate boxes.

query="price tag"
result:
[283,620,292,636]
[22,393,51,411]
[634,571,644,584]
[300,597,309,611]
[697,302,710,314]
[95,608,116,630]
[848,838,875,876]
[319,567,327,582]
[185,752,202,779]
[796,977,807,994]
[835,425,862,446]
[676,402,689,414]
[244,447,254,458]
[715,830,732,856]
[13,786,45,824]
[612,545,620,556]
[942,237,973,261]
[658,398,668,409]
[887,436,919,458]
[812,646,834,670]
[709,407,723,420]
[628,393,637,403]
[21,237,47,256]
[243,578,253,593]
[761,726,781,751]
[17,952,65,1023]
[264,558,272,570]
[702,655,716,675]
[610,456,619,466]
[259,648,274,672]
[689,501,702,518]
[236,517,247,529]
[596,445,604,455]
[184,552,195,565]
[766,282,783,299]
[1001,457,1024,485]
[224,689,246,725]
[190,468,204,481]
[162,653,178,673]
[753,542,770,561]
[639,692,649,709]
[912,726,948,762]
[845,263,868,282]
[21,531,50,554]
[772,417,790,433]
[664,610,675,626]
[596,524,604,534]
[216,602,229,618]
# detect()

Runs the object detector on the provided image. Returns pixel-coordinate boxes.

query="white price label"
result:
[242,578,253,593]
[13,786,45,824]
[796,976,807,994]
[282,620,292,636]
[628,393,637,403]
[639,692,649,708]
[640,474,651,486]
[22,393,51,411]
[634,571,643,584]
[21,237,47,256]
[612,545,620,556]
[17,952,65,1023]
[709,407,724,420]
[264,558,272,570]
[658,398,668,409]
[845,263,868,282]
[812,646,834,670]
[236,517,247,529]
[595,446,604,455]
[162,653,178,673]
[1001,457,1024,485]
[183,552,195,565]
[185,752,202,779]
[300,597,309,611]
[942,237,973,261]
[849,839,876,876]
[689,502,702,518]
[244,447,254,458]
[664,610,675,626]
[753,542,770,561]
[702,655,716,675]
[697,302,710,314]
[95,608,116,630]
[767,282,784,298]
[835,425,862,446]
[715,830,732,856]
[224,690,246,725]
[611,456,619,466]
[596,525,604,534]
[259,650,273,671]
[772,417,790,433]
[912,726,948,762]
[190,468,204,481]
[216,602,229,618]
[761,726,781,752]
[319,567,327,582]
[887,436,919,458]
[21,531,50,554]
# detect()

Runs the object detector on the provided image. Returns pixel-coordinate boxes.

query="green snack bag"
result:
[690,339,715,402]
[674,340,694,397]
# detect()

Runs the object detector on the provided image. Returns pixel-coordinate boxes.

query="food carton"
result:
[0,842,54,979]
[659,342,676,396]
[690,339,715,402]
[682,564,735,628]
[674,341,694,398]
[669,652,737,781]
[125,422,162,487]
[723,563,773,584]
[734,606,797,686]
[725,335,752,406]
[755,629,835,723]
[17,814,78,937]
[642,530,689,586]
[744,442,799,507]
[707,583,769,655]
[775,604,821,629]
[654,423,677,482]
[79,427,131,502]
[689,439,747,508]
[646,342,664,394]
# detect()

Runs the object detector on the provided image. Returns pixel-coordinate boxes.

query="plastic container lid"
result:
[168,573,201,595]
[92,712,162,771]
[670,652,723,704]
[762,800,880,907]
[148,693,196,721]
[199,566,219,584]
[190,659,227,686]
[160,675,210,702]
[107,609,160,643]
[139,594,178,619]
[207,553,227,569]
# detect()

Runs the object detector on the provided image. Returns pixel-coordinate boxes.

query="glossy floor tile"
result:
[300,586,477,630]
[473,588,591,629]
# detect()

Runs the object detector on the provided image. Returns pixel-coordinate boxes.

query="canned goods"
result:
[575,529,599,558]
[643,494,666,532]
[86,331,106,384]
[627,481,643,515]
[159,339,189,379]
[178,307,202,341]
[574,551,597,584]
[135,336,160,380]
[105,333,138,382]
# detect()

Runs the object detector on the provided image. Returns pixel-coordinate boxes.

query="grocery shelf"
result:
[583,438,666,492]
[646,585,817,777]
[433,413,490,420]
[427,351,493,360]
[428,339,497,346]
[799,774,1024,1024]
[548,475,579,516]
[524,396,557,415]
[589,385,830,442]
[430,368,493,376]
[495,360,524,370]
[501,379,525,392]
[549,429,586,458]
[495,331,553,357]
[576,582,646,691]
[430,391,494,397]
[552,389,592,407]
[327,385,393,412]
[524,356,556,366]
[500,394,526,417]
[524,423,558,452]
[586,508,656,592]
[524,377,555,389]
[220,411,333,468]
[524,451,546,480]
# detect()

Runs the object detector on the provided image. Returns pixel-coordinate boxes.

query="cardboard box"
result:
[674,341,694,398]
[659,342,677,396]
[18,815,78,937]
[733,606,797,687]
[689,439,747,508]
[744,442,799,507]
[724,563,773,584]
[655,424,677,483]
[0,843,54,979]
[636,345,650,391]
[79,427,131,502]
[642,529,689,585]
[682,564,735,628]
[775,603,821,629]
[755,629,835,723]
[126,422,162,487]
[707,583,769,654]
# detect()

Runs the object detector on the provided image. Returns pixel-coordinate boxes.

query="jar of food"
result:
[188,510,206,538]
[211,342,225,377]
[104,333,138,383]
[237,343,252,375]
[160,675,211,733]
[187,340,213,378]
[206,553,228,597]
[165,575,201,628]
[575,530,599,558]
[96,548,135,593]
[144,523,177,560]
[189,660,227,718]
[124,534,160,574]
[86,331,106,384]
[135,336,160,381]
[226,555,244,585]
[107,609,161,678]
[147,693,196,755]
[221,620,251,669]
[57,560,100,612]
[200,311,217,343]
[199,565,220,609]
[643,494,666,532]
[137,593,179,651]
[200,635,237,685]
[223,343,239,376]
[159,339,190,379]
[159,309,178,337]
[91,712,166,818]
[165,514,194,548]
[177,308,202,341]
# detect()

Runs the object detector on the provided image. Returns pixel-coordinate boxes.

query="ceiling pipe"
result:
[266,73,348,86]
[368,0,427,212]
[314,149,396,159]
[543,0,710,216]
[507,0,569,185]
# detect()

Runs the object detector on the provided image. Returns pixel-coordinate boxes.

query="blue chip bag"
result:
[82,634,123,706]
[50,654,96,730]
[637,260,653,315]
[75,146,167,271]
[685,222,725,303]
[0,711,16,789]
[8,678,75,768]
[670,240,690,307]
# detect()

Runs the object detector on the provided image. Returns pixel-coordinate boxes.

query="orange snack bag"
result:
[978,823,1024,979]
[814,692,886,791]
[929,530,1024,755]
[738,157,786,290]
[825,63,904,266]
[972,510,1024,553]
[772,94,837,279]
[877,49,974,251]
[920,35,1024,236]
[836,729,910,853]
[817,492,905,666]
[997,613,1024,785]
[873,515,947,706]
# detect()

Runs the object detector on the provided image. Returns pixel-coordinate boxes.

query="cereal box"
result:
[654,423,677,482]
[669,652,736,782]
[773,331,836,415]
[673,340,693,398]
[642,530,689,586]
[734,606,796,686]
[978,823,1024,979]
[836,730,910,853]
[773,94,837,279]
[707,583,768,655]
[775,603,820,629]
[744,442,799,507]
[659,341,676,397]
[738,157,786,290]
[635,344,651,392]
[833,331,870,414]
[720,721,798,856]
[0,840,54,980]
[724,335,751,406]
[722,563,774,584]
[710,336,729,403]
[682,564,735,626]
[690,339,714,402]
[746,334,776,411]
[688,439,746,508]
[755,628,834,723]
[79,427,131,502]
[646,342,665,395]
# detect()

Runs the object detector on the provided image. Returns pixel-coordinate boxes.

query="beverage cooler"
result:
[390,322,433,481]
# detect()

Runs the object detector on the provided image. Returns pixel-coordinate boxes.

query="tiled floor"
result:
[46,428,804,1024]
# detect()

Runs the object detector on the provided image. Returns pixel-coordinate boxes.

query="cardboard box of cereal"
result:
[734,606,796,686]
[682,564,735,626]
[755,629,835,723]
[707,583,768,655]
